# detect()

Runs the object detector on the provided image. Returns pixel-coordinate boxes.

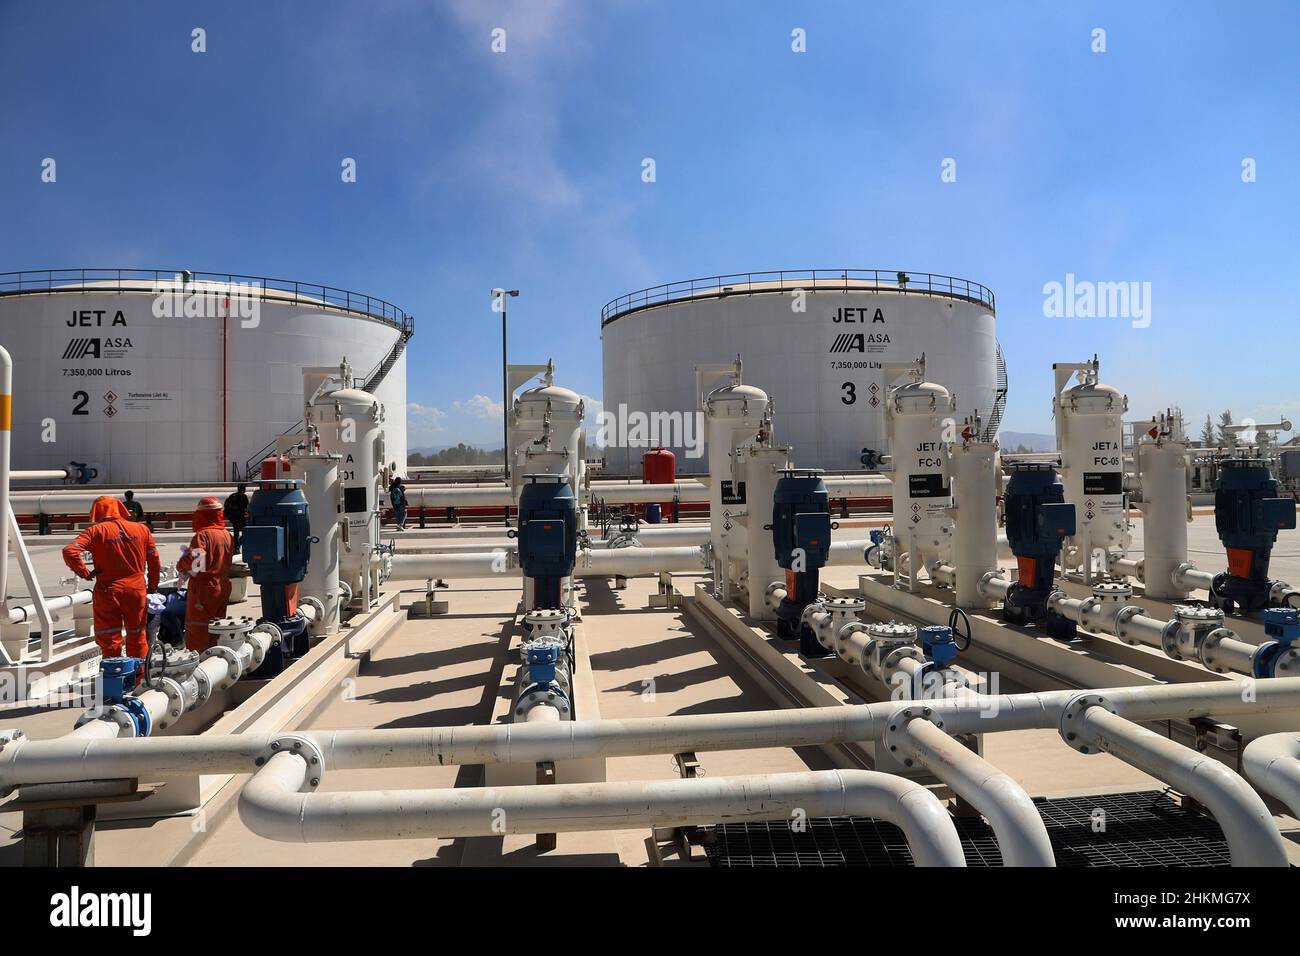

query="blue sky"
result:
[2,0,1297,448]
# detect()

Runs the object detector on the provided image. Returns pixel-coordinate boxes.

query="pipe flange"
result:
[1111,605,1147,645]
[1272,645,1300,677]
[1198,627,1238,674]
[1159,618,1183,659]
[825,596,866,616]
[882,705,946,768]
[191,662,213,704]
[257,735,325,791]
[154,676,188,730]
[300,595,325,623]
[0,728,25,751]
[201,644,243,690]
[834,621,871,665]
[881,644,925,673]
[244,626,272,670]
[1058,693,1116,754]
[515,688,572,720]
[210,615,256,652]
[1091,581,1133,603]
[1269,582,1300,609]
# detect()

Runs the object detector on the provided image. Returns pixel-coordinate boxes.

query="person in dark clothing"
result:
[224,483,250,549]
[122,490,145,522]
[389,477,408,531]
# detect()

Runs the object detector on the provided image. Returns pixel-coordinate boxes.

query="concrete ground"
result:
[2,512,1295,866]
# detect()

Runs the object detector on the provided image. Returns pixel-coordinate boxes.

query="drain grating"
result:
[698,790,1232,867]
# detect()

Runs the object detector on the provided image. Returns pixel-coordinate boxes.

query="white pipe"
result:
[1173,564,1216,594]
[239,759,967,864]
[1242,732,1300,820]
[895,716,1055,866]
[388,552,511,581]
[5,588,93,625]
[826,539,871,566]
[577,545,706,577]
[9,476,894,515]
[1074,707,1287,866]
[8,676,1300,790]
[11,469,71,481]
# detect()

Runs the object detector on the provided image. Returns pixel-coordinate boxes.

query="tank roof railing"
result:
[601,269,994,326]
[0,268,414,336]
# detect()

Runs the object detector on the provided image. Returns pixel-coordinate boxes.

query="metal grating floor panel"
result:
[699,790,1232,867]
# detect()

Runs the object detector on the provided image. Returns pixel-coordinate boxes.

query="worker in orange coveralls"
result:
[62,496,161,659]
[176,496,234,652]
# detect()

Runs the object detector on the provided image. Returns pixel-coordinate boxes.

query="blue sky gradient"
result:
[2,0,1296,447]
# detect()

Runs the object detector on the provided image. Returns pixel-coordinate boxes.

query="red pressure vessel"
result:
[642,448,676,485]
[642,448,677,523]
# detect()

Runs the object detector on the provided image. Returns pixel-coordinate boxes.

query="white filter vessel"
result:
[1135,423,1191,600]
[704,382,770,578]
[1055,368,1128,578]
[888,380,956,582]
[511,381,584,500]
[740,445,791,621]
[290,451,342,634]
[943,431,999,608]
[309,384,386,605]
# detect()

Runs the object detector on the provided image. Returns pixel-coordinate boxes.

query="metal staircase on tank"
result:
[238,320,413,480]
[982,340,1008,443]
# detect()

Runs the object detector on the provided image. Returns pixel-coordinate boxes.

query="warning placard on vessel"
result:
[1083,472,1123,496]
[908,473,950,498]
[720,480,746,505]
[123,391,173,411]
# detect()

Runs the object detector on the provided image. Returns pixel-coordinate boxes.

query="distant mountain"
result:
[998,431,1056,452]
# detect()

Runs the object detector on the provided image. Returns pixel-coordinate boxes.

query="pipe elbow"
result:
[238,752,313,843]
[838,770,966,867]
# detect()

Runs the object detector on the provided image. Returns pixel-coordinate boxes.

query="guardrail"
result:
[0,268,414,333]
[601,269,995,326]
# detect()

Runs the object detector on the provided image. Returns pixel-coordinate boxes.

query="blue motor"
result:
[1002,463,1077,640]
[243,480,312,668]
[771,469,832,655]
[1210,459,1297,614]
[1254,607,1300,678]
[517,475,577,610]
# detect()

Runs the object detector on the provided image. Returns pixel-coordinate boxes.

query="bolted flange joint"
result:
[201,644,244,690]
[1058,693,1117,754]
[882,705,948,770]
[255,734,325,791]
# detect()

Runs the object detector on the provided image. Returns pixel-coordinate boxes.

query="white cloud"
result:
[407,401,450,446]
[455,394,505,419]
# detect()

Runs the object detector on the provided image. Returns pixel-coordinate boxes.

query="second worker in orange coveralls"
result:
[176,497,234,651]
[62,496,161,659]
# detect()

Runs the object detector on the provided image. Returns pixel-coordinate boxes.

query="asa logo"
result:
[63,338,132,359]
[63,338,100,359]
[829,333,891,353]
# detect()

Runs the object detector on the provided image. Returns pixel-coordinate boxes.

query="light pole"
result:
[491,288,519,479]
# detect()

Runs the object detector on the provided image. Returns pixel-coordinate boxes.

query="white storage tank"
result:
[600,270,1002,475]
[0,269,412,485]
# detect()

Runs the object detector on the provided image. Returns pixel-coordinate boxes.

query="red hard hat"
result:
[197,496,223,511]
